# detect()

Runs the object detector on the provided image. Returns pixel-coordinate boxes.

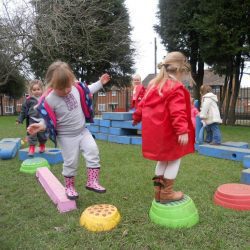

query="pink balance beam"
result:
[36,167,77,213]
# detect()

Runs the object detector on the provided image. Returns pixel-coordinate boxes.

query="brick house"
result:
[94,86,133,115]
[0,94,25,116]
[90,70,226,115]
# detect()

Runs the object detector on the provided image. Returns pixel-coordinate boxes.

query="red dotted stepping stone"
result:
[214,183,250,211]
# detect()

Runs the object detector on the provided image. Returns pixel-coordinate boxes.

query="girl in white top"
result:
[199,85,222,144]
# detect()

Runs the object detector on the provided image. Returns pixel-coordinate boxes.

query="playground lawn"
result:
[0,116,250,250]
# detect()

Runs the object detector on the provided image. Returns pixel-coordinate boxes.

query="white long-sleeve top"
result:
[200,92,222,125]
[45,81,102,136]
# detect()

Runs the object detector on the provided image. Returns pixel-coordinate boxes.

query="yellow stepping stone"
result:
[80,204,121,232]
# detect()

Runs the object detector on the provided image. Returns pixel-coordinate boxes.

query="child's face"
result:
[31,84,43,98]
[133,77,141,85]
[54,86,72,97]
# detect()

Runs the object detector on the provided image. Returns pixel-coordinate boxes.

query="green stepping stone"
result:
[149,195,199,228]
[20,157,50,174]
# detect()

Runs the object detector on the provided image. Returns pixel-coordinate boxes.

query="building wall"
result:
[0,95,25,115]
[95,88,133,115]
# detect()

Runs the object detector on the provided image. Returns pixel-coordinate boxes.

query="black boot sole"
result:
[66,195,79,200]
[85,186,106,193]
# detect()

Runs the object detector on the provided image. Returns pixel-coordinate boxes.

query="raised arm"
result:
[88,73,110,94]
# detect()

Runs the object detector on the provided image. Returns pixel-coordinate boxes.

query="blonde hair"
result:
[132,74,142,86]
[29,80,43,94]
[45,61,76,90]
[150,51,193,95]
[200,85,212,96]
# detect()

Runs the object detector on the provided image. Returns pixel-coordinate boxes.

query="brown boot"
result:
[159,178,184,203]
[152,176,163,202]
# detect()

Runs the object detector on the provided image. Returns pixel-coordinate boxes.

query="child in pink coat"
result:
[191,98,199,129]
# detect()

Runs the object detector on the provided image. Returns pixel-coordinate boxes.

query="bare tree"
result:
[1,0,134,89]
[0,0,35,86]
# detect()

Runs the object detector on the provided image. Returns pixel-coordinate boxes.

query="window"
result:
[98,92,106,97]
[5,106,14,114]
[112,91,117,96]
[98,104,106,112]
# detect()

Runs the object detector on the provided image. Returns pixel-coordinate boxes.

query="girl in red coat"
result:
[133,52,195,204]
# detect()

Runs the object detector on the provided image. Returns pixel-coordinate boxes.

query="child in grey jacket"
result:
[17,80,47,156]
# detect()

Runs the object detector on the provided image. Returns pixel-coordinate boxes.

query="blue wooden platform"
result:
[99,119,111,127]
[102,112,133,121]
[95,133,108,141]
[198,144,250,161]
[19,148,63,165]
[109,127,128,136]
[86,112,142,145]
[243,155,250,168]
[86,125,99,133]
[241,168,250,185]
[100,126,109,133]
[0,138,21,159]
[111,120,141,130]
[131,137,142,145]
[221,141,248,149]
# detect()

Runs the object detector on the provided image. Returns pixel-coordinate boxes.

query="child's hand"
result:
[201,120,206,127]
[27,123,45,135]
[132,120,138,126]
[100,73,110,85]
[178,133,188,145]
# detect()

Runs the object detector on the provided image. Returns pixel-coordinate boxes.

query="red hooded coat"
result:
[133,80,195,161]
[131,84,146,109]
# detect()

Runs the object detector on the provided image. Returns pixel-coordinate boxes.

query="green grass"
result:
[0,116,250,250]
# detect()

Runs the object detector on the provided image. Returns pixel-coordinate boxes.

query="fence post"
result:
[125,89,129,111]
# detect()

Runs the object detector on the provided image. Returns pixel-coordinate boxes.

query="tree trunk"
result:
[221,75,228,108]
[0,95,3,116]
[227,54,243,125]
[193,60,204,103]
[13,99,17,115]
[222,74,233,124]
[125,88,129,111]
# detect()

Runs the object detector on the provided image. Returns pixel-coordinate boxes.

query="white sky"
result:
[125,0,166,80]
[1,0,250,86]
[125,0,250,87]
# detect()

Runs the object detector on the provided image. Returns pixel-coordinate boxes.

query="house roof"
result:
[142,74,155,86]
[142,70,225,87]
[203,69,224,86]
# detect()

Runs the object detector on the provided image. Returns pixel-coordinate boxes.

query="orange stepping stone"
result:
[214,183,250,211]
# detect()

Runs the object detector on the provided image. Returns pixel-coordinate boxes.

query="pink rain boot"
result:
[39,144,46,153]
[64,176,79,200]
[85,168,106,193]
[28,145,35,157]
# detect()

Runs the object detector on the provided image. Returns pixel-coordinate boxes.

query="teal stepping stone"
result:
[149,195,199,228]
[20,157,50,174]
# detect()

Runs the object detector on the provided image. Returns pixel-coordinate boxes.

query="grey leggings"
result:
[57,128,100,177]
